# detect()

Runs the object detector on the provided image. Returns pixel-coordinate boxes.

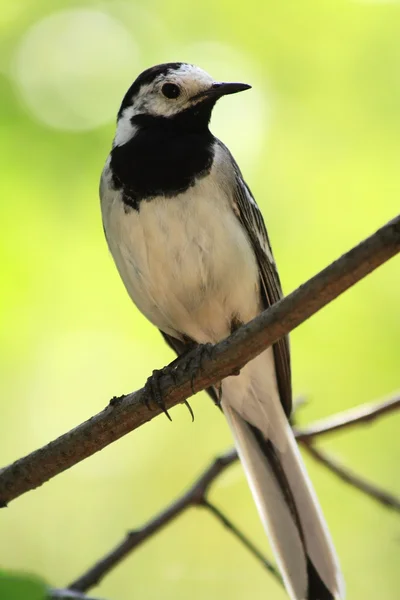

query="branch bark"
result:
[0,215,398,507]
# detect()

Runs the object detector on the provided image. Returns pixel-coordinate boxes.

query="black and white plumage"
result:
[100,62,344,600]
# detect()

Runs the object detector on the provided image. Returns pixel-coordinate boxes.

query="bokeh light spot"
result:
[12,8,138,131]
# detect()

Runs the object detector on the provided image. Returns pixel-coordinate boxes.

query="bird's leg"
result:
[208,316,243,408]
[143,342,215,421]
[142,340,196,419]
[172,342,215,394]
[170,342,215,420]
[143,368,173,421]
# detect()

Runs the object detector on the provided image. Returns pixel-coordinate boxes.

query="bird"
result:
[100,62,344,600]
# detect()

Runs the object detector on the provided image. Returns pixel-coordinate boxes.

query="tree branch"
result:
[0,216,398,507]
[202,499,282,580]
[68,448,280,593]
[303,442,400,512]
[67,391,400,593]
[295,393,400,441]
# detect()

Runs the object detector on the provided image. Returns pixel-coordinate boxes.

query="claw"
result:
[142,342,214,422]
[161,406,173,421]
[183,399,195,422]
[216,382,223,407]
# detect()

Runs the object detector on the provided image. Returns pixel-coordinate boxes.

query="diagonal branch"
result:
[295,393,400,441]
[0,216,398,507]
[68,448,280,593]
[49,589,105,600]
[303,442,400,512]
[202,499,282,580]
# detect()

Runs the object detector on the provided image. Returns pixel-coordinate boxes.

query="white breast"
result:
[100,152,260,344]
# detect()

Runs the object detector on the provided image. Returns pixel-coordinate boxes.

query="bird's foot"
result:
[143,367,174,421]
[142,343,213,421]
[173,342,214,395]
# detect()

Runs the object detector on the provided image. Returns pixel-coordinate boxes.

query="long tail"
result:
[221,353,344,600]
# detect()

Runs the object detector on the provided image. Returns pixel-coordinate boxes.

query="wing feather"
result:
[217,140,292,416]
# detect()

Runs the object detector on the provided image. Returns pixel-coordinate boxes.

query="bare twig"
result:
[203,499,282,581]
[0,216,398,507]
[295,393,400,441]
[303,443,400,512]
[49,589,105,600]
[68,449,282,592]
[68,391,400,593]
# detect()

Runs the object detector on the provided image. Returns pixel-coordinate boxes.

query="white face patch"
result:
[113,106,138,147]
[114,64,215,147]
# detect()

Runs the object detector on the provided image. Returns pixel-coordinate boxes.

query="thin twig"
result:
[303,443,400,512]
[0,216,398,507]
[202,499,282,582]
[68,391,400,593]
[68,449,241,592]
[49,589,105,600]
[295,393,400,441]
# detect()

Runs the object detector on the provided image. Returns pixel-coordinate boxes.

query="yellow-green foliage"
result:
[0,2,399,599]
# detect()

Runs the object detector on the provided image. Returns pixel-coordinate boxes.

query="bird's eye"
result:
[161,83,181,99]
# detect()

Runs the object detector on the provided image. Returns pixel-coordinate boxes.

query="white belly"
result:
[101,166,260,344]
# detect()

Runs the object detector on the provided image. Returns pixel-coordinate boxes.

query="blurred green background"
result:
[0,1,399,599]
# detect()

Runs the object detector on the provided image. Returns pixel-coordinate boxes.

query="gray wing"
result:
[218,141,292,416]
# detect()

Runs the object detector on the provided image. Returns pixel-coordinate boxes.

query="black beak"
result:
[192,81,251,102]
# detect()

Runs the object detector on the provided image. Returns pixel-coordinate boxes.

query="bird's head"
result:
[114,62,251,146]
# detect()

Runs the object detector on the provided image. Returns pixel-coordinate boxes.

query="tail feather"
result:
[222,402,344,600]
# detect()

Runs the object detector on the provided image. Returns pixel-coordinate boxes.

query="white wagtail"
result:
[100,62,344,600]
